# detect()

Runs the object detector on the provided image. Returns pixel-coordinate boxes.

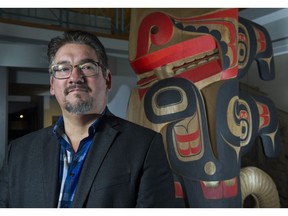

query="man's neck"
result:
[62,113,100,152]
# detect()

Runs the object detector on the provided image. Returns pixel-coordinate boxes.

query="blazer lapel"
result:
[72,117,119,207]
[42,129,60,207]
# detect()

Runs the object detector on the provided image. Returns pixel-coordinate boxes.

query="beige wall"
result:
[43,96,62,128]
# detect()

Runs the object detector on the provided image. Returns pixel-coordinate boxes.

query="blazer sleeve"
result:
[0,144,10,208]
[136,133,177,207]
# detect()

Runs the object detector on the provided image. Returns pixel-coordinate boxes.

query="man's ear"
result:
[50,76,55,95]
[106,69,112,91]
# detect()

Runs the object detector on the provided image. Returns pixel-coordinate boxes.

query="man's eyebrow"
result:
[78,58,98,64]
[53,60,71,65]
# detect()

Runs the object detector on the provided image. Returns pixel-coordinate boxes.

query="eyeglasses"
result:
[49,61,105,79]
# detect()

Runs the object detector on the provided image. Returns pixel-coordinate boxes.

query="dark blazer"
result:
[0,112,177,208]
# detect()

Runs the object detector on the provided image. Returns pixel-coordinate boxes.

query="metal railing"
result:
[0,8,130,39]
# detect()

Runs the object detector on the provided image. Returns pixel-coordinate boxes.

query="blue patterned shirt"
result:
[53,115,103,208]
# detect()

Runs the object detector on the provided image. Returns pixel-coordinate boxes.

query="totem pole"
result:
[127,8,281,207]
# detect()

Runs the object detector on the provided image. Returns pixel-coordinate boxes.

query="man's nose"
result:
[69,66,84,83]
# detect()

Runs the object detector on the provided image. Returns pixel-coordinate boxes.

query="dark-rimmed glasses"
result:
[49,61,105,79]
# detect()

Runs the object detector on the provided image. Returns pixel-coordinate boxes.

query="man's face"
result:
[50,43,111,115]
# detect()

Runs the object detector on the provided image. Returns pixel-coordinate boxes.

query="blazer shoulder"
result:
[104,114,158,136]
[9,126,55,150]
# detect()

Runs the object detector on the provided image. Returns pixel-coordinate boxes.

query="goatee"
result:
[64,95,93,115]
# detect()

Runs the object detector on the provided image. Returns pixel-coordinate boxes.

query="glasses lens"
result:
[80,62,99,76]
[51,64,72,78]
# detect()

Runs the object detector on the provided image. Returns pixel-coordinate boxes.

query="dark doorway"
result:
[8,96,43,142]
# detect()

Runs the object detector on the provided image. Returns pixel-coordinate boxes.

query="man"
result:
[0,30,177,208]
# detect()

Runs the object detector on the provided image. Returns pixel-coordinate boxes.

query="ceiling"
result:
[1,8,288,48]
[239,8,288,56]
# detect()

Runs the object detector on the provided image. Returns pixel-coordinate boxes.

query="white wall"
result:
[108,75,137,119]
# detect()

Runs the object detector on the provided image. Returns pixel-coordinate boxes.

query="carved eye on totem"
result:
[151,26,159,35]
[144,78,196,124]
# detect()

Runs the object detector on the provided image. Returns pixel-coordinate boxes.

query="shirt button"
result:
[69,173,75,177]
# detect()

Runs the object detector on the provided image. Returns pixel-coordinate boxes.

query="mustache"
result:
[64,84,91,95]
